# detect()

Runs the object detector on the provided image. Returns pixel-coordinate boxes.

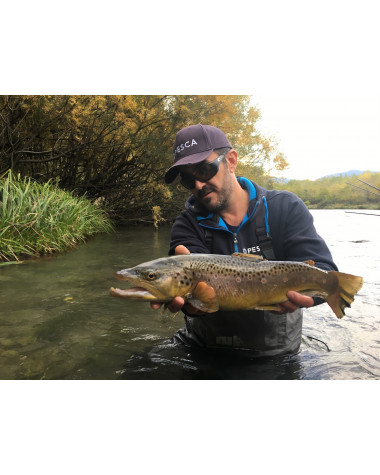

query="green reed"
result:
[0,172,113,261]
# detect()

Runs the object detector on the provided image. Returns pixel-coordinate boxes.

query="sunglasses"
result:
[179,153,226,190]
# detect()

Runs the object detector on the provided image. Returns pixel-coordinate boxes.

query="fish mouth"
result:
[110,286,164,301]
[111,271,168,301]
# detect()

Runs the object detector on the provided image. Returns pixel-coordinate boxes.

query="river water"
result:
[0,210,379,379]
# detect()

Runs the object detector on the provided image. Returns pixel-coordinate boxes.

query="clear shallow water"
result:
[0,210,379,379]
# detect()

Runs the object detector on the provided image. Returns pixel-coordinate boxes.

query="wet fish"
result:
[110,253,363,318]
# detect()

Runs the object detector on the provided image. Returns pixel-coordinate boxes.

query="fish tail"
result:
[326,271,363,318]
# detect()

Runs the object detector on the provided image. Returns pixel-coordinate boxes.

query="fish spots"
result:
[183,258,326,299]
[179,274,192,287]
[174,272,193,287]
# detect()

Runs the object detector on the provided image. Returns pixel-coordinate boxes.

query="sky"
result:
[4,2,378,184]
[253,95,380,180]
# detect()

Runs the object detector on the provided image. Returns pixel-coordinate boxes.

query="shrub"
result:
[0,172,113,261]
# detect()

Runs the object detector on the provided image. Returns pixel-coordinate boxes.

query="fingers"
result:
[150,302,162,310]
[274,291,314,315]
[175,245,190,255]
[150,296,185,313]
[167,296,185,313]
[287,291,314,308]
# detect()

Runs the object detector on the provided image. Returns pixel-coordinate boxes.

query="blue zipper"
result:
[233,232,238,252]
[199,205,259,253]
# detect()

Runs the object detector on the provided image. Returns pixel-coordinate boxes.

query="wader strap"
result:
[258,238,276,260]
[254,195,276,260]
[203,228,213,252]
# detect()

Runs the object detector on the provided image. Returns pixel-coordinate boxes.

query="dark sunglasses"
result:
[179,153,226,190]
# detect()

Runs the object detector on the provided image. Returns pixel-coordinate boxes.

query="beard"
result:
[196,173,234,213]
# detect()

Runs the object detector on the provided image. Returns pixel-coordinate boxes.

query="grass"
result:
[0,172,113,262]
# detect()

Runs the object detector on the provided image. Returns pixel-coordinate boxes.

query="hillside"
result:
[271,171,380,209]
[319,170,378,179]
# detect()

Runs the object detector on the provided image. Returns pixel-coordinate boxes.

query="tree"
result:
[0,95,289,223]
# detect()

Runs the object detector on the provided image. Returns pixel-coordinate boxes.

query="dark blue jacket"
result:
[169,178,338,356]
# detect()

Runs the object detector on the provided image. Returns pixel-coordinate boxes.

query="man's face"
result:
[179,151,234,213]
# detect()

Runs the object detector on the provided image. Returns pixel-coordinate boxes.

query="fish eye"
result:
[145,271,157,281]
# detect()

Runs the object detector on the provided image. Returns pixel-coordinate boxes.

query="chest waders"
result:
[174,190,304,357]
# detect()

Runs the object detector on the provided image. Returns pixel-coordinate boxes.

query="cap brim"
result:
[164,149,212,184]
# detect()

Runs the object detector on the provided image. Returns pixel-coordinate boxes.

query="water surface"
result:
[1,210,379,379]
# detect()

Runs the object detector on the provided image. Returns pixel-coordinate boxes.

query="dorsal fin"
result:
[231,253,265,261]
[304,260,315,266]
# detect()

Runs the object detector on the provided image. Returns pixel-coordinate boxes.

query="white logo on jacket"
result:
[243,246,261,254]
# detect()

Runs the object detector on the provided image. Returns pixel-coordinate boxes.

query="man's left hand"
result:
[274,291,314,315]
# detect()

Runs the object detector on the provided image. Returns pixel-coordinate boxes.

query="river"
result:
[0,210,379,379]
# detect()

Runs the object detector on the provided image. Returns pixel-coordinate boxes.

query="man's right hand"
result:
[150,245,204,315]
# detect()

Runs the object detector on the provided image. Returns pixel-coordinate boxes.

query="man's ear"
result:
[226,150,238,173]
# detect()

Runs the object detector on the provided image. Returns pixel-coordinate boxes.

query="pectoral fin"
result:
[187,281,219,313]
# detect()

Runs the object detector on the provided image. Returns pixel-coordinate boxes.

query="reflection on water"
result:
[119,340,306,380]
[0,211,379,379]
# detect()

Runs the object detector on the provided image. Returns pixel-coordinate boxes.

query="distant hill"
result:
[319,170,377,179]
[274,170,378,183]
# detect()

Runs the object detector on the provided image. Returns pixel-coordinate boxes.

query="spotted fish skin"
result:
[111,253,363,318]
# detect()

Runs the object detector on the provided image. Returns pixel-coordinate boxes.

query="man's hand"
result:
[274,291,314,315]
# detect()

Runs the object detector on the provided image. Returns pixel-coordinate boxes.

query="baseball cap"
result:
[164,124,232,184]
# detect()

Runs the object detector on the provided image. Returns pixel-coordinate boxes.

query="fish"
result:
[110,253,364,318]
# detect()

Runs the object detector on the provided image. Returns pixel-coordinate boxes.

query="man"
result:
[152,124,337,356]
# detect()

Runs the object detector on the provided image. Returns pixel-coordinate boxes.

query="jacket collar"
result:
[185,177,263,225]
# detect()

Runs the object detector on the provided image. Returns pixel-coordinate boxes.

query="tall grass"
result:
[0,172,113,261]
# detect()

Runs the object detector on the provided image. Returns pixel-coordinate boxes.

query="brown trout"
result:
[110,253,363,318]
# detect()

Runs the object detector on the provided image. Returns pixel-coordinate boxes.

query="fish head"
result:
[114,256,195,301]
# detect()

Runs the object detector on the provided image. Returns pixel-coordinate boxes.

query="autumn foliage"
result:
[0,95,287,224]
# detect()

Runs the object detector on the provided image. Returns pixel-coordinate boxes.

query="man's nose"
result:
[193,179,204,191]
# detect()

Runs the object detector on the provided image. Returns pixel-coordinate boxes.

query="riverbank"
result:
[0,172,113,263]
